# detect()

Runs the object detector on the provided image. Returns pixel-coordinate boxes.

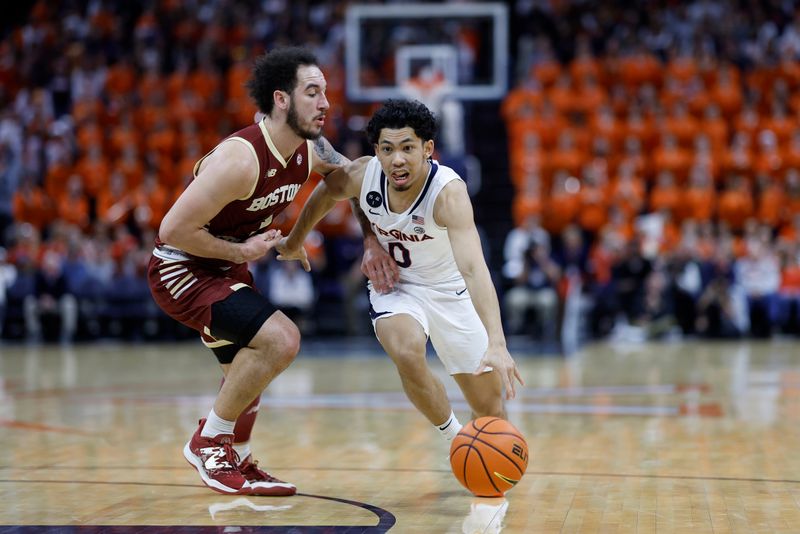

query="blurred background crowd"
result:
[1,0,800,349]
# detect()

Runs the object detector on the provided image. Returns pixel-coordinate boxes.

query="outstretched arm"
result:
[310,136,350,175]
[276,157,369,269]
[309,139,397,291]
[435,180,524,399]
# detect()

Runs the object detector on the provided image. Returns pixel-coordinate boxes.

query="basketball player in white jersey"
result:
[277,99,524,443]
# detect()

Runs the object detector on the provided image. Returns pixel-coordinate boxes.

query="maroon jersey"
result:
[155,120,312,268]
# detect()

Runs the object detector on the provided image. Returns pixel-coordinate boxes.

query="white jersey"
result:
[360,157,464,289]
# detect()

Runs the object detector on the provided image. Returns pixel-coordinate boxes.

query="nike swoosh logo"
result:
[456,288,467,295]
[368,209,381,215]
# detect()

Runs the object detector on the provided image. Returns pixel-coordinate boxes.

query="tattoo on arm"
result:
[313,137,345,166]
[350,198,374,236]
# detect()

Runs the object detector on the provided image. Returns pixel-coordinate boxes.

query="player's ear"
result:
[423,139,434,159]
[273,90,289,111]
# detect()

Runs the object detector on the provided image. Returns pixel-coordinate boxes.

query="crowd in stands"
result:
[1,0,800,346]
[501,0,800,343]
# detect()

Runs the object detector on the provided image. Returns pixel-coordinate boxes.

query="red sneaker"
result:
[183,419,250,495]
[238,454,296,496]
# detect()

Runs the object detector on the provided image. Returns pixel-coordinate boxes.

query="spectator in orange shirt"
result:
[132,172,170,232]
[777,243,800,333]
[623,104,658,151]
[501,78,544,126]
[618,136,650,181]
[577,165,610,236]
[573,75,608,117]
[589,104,624,152]
[509,132,544,189]
[530,37,561,87]
[105,56,136,98]
[761,101,796,146]
[74,144,110,199]
[717,174,754,232]
[570,35,602,83]
[512,170,543,227]
[785,170,800,222]
[722,130,754,179]
[709,63,743,117]
[691,134,721,183]
[733,101,761,143]
[652,133,692,184]
[13,175,53,233]
[701,104,729,153]
[610,161,645,221]
[683,166,717,223]
[109,112,141,159]
[753,129,785,178]
[649,170,681,218]
[43,150,73,201]
[96,171,131,226]
[542,170,580,236]
[114,145,144,190]
[57,175,90,231]
[783,129,800,170]
[548,130,587,180]
[755,173,787,229]
[663,102,701,148]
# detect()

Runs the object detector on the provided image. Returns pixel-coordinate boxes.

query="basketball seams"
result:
[451,417,528,497]
[455,442,501,496]
[469,435,526,476]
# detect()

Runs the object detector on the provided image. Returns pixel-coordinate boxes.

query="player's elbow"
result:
[158,214,181,247]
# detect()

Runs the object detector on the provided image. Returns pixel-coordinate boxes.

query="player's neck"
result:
[263,116,305,161]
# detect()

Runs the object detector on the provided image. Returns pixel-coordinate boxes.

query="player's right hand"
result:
[238,229,282,263]
[361,236,399,294]
[275,236,311,272]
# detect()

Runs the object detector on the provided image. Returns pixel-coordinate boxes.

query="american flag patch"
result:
[412,214,425,225]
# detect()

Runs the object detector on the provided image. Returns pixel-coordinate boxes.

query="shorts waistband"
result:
[153,244,191,262]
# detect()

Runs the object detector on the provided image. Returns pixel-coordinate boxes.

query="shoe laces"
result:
[240,458,280,482]
[203,438,241,472]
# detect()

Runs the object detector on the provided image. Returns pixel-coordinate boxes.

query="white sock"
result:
[436,411,463,441]
[233,442,251,463]
[201,409,236,438]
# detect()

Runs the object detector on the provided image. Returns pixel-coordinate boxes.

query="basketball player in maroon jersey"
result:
[148,47,397,496]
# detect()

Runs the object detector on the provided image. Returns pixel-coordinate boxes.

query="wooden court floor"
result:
[1,338,800,533]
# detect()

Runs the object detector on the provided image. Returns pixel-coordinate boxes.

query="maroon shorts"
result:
[148,249,256,343]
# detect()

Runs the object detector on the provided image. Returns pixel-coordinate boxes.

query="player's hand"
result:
[238,229,282,263]
[275,236,311,272]
[474,346,525,400]
[361,236,399,293]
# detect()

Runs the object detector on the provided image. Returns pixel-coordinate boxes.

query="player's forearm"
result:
[161,227,246,263]
[463,265,508,347]
[285,182,338,249]
[350,198,380,244]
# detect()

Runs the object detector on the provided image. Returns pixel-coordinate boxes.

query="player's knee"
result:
[389,344,427,374]
[252,312,300,370]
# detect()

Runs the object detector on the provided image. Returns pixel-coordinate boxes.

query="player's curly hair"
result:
[366,99,438,145]
[246,46,319,115]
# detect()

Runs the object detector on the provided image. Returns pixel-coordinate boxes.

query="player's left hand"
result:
[361,236,399,293]
[275,237,311,272]
[475,346,525,400]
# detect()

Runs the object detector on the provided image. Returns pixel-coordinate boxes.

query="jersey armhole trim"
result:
[222,137,260,200]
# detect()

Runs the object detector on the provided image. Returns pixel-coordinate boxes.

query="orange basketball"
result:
[449,417,528,497]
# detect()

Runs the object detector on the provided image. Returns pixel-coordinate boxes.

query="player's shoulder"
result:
[348,155,373,175]
[431,161,465,184]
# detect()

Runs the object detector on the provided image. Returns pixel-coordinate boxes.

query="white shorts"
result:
[368,282,489,375]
